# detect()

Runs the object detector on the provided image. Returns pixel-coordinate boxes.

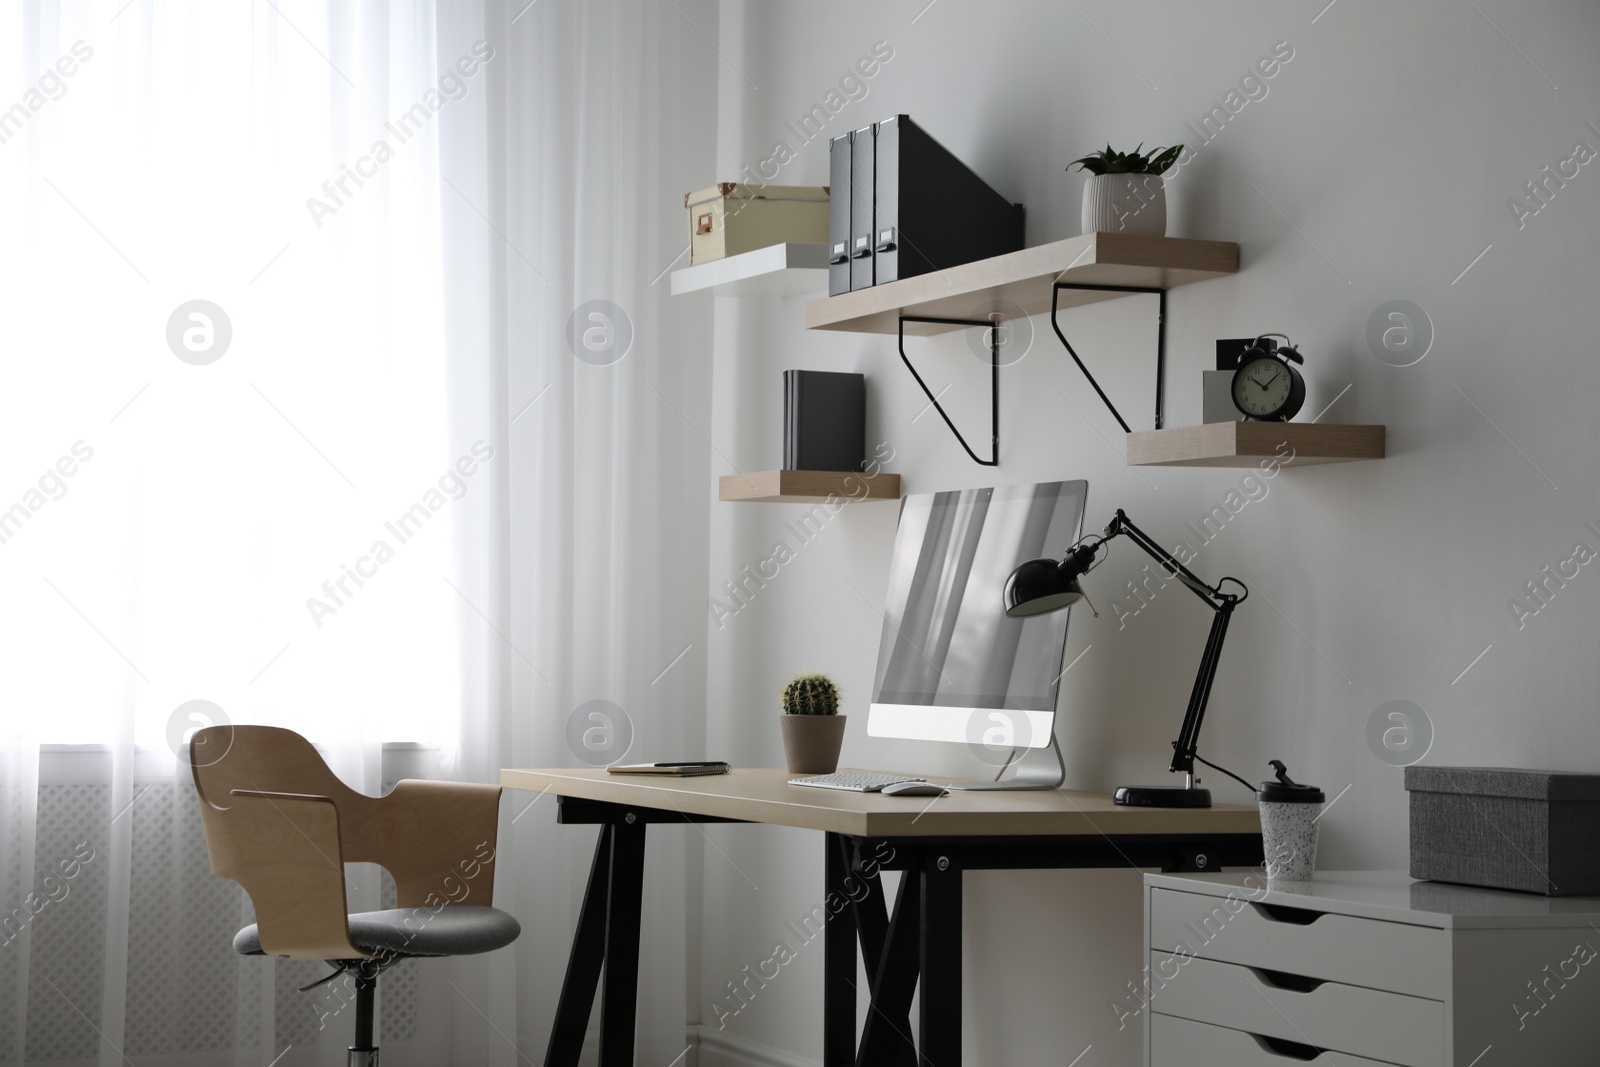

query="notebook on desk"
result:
[606,762,731,777]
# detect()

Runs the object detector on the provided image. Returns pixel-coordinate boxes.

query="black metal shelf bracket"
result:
[1050,282,1168,433]
[897,314,1000,467]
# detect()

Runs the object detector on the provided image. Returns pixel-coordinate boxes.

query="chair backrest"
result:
[190,724,359,811]
[190,724,503,958]
[190,726,368,959]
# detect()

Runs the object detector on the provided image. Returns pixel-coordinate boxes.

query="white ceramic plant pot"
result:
[1081,173,1167,236]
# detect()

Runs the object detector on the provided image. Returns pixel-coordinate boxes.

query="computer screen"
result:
[868,480,1088,750]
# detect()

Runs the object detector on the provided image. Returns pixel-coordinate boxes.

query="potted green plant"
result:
[1070,143,1183,237]
[778,673,846,775]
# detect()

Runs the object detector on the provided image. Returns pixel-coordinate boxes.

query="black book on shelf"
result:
[783,371,866,473]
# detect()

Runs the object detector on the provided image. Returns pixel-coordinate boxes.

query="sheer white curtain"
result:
[3,0,713,1063]
[1,1,486,1064]
[438,0,715,1060]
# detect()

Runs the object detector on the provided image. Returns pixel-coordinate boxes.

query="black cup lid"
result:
[1258,759,1325,803]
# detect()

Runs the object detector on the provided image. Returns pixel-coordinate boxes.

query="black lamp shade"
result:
[1004,558,1084,618]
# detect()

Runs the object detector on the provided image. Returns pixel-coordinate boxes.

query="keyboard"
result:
[789,771,928,793]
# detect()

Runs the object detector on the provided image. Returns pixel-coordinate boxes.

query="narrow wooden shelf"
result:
[1126,422,1386,468]
[671,243,830,297]
[804,232,1238,335]
[718,469,902,504]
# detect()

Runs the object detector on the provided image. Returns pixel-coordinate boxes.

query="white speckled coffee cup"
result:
[1260,800,1321,880]
[1257,763,1325,881]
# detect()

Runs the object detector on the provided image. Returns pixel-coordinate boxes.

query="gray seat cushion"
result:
[234,905,520,959]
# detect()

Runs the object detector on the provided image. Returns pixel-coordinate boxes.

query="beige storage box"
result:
[685,183,829,266]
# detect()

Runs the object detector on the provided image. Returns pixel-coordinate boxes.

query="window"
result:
[2,2,461,749]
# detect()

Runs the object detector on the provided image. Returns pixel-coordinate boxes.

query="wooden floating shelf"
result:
[671,243,830,297]
[718,469,902,504]
[804,231,1239,335]
[1126,422,1387,468]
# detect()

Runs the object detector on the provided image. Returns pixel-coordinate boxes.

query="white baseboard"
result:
[689,1024,820,1067]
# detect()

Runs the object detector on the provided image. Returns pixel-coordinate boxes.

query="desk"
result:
[501,767,1262,1066]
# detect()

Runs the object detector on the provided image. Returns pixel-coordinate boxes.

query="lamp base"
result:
[1113,784,1212,808]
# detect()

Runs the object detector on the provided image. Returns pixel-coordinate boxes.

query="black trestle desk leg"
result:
[919,852,962,1065]
[856,865,922,1067]
[599,816,647,1067]
[825,834,857,1066]
[544,823,613,1067]
[844,841,916,1067]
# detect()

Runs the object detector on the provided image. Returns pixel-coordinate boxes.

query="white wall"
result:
[694,1,1600,1063]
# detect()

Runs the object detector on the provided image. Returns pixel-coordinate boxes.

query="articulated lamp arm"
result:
[1092,511,1248,787]
[1004,507,1249,805]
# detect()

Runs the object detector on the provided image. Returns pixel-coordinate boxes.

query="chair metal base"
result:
[348,970,378,1066]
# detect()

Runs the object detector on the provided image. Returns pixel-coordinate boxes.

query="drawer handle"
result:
[1248,966,1326,994]
[1250,901,1323,926]
[1249,1033,1326,1061]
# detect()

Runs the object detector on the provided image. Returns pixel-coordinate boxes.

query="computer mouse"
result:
[880,781,950,797]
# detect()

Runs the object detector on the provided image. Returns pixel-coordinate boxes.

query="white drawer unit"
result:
[1142,871,1600,1067]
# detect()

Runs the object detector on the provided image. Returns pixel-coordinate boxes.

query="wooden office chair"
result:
[189,725,520,1067]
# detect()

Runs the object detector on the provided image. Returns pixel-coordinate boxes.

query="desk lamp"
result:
[1003,508,1248,808]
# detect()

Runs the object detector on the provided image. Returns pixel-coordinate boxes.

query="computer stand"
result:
[953,735,1066,791]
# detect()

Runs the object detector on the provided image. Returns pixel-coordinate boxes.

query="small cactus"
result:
[781,673,840,716]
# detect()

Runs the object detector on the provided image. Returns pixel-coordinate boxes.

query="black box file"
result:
[828,115,1024,292]
[849,125,876,292]
[783,371,866,473]
[828,131,853,296]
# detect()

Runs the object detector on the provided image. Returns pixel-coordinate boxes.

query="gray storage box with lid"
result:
[1405,765,1600,895]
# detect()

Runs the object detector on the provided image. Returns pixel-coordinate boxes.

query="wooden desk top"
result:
[499,767,1262,839]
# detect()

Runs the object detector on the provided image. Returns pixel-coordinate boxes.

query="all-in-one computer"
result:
[797,480,1085,792]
